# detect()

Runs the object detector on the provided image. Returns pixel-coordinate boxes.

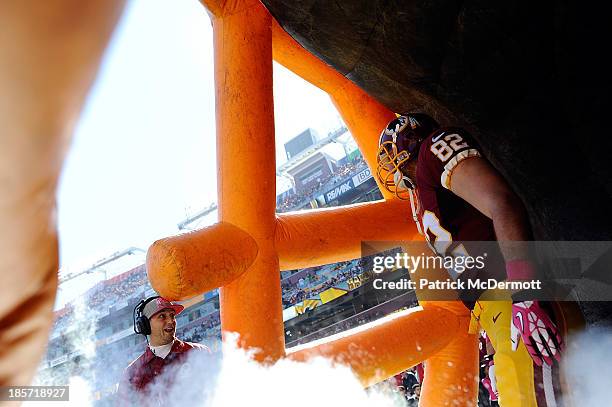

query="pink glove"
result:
[511,301,562,366]
[481,377,498,402]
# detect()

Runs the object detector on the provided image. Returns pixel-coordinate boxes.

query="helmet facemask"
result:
[376,113,439,236]
[376,113,439,201]
[376,140,416,200]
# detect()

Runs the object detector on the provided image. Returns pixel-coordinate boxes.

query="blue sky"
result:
[56,0,346,304]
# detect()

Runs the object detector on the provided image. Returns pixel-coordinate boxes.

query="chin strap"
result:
[408,188,423,236]
[393,170,424,236]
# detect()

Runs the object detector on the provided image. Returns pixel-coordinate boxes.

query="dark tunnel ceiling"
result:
[262,0,612,240]
[262,0,612,324]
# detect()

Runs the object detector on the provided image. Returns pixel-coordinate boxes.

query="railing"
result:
[286,291,417,348]
[277,160,369,213]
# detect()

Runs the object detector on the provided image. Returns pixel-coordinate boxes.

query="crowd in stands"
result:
[324,309,386,337]
[287,305,410,347]
[276,156,368,213]
[86,266,149,310]
[287,306,377,346]
[334,155,367,179]
[45,334,74,364]
[51,310,73,335]
[180,313,221,343]
[281,259,364,308]
[46,266,153,370]
[377,351,498,406]
[280,269,300,280]
[276,193,305,212]
[377,366,422,406]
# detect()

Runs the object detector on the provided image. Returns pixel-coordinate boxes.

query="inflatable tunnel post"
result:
[149,1,477,406]
[287,304,476,388]
[147,222,259,299]
[199,0,285,362]
[275,200,420,271]
[271,12,480,405]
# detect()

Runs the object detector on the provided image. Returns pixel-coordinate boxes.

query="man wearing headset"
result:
[117,296,210,405]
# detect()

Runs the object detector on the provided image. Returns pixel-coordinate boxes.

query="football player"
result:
[377,113,562,406]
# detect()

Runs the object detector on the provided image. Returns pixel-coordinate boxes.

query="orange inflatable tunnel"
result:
[149,0,479,404]
[1,0,481,404]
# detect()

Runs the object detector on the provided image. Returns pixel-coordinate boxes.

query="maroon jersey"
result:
[118,339,211,406]
[415,127,505,301]
[414,129,561,404]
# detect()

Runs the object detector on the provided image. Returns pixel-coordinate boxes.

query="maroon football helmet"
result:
[376,113,439,199]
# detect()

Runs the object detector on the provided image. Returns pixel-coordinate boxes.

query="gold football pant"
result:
[472,299,537,407]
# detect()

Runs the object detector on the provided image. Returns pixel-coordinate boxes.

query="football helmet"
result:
[376,113,439,199]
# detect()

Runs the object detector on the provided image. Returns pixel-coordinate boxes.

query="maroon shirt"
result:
[117,339,210,406]
[415,127,506,303]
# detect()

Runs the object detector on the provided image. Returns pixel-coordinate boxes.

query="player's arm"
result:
[449,156,562,365]
[447,156,531,262]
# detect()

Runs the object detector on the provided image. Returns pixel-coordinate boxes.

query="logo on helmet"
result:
[385,116,410,144]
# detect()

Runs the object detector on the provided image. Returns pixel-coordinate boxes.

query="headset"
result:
[133,295,160,336]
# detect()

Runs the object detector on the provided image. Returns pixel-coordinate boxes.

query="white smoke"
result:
[562,327,612,405]
[34,303,407,407]
[139,334,406,407]
[28,297,99,406]
[34,298,612,407]
[21,377,91,407]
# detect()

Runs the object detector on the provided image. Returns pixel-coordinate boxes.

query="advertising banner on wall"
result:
[320,168,373,204]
